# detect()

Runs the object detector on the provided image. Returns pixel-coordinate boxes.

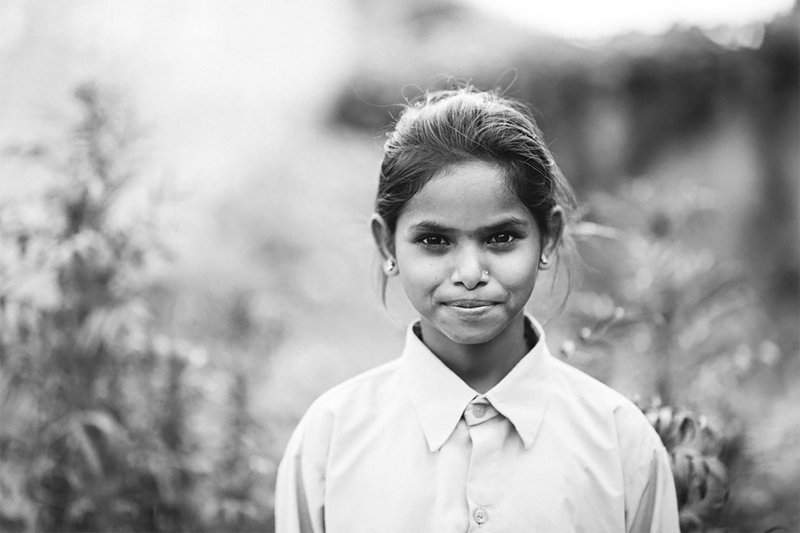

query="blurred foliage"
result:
[641,403,729,532]
[0,84,276,533]
[559,177,798,531]
[568,179,766,403]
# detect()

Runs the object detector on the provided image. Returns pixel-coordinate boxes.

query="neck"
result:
[418,315,533,394]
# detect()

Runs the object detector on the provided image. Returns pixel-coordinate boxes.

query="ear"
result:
[539,206,564,269]
[371,214,398,276]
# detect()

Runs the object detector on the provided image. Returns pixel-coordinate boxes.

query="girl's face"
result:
[386,161,553,348]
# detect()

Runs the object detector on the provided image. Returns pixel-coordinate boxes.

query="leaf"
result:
[69,417,103,476]
[569,221,625,241]
[77,410,127,448]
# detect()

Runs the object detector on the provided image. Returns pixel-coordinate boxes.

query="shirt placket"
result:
[463,397,501,531]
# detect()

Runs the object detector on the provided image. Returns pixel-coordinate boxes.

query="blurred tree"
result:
[203,371,263,532]
[199,291,282,532]
[570,179,763,404]
[560,177,797,531]
[0,83,200,532]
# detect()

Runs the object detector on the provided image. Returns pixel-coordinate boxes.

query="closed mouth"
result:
[445,300,497,308]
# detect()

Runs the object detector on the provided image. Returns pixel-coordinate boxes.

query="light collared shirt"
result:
[276,317,680,533]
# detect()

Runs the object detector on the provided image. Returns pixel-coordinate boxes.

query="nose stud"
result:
[480,269,490,281]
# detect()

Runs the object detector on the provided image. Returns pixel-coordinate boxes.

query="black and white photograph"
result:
[1,1,798,532]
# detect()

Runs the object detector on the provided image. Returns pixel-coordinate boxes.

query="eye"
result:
[417,235,449,248]
[488,232,517,245]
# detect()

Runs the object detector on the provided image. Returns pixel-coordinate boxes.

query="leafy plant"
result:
[0,83,199,532]
[559,177,795,531]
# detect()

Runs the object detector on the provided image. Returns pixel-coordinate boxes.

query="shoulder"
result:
[546,359,681,530]
[548,355,632,410]
[310,358,403,416]
[282,359,403,458]
[547,356,663,450]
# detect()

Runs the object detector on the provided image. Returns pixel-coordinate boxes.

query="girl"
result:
[276,88,679,532]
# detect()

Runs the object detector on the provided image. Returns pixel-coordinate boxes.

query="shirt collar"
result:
[484,316,553,449]
[399,314,553,452]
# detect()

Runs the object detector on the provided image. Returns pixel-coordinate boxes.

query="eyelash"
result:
[416,232,522,249]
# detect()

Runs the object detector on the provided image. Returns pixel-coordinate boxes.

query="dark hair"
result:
[375,86,578,304]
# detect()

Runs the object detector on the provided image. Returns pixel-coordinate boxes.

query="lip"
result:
[444,299,498,309]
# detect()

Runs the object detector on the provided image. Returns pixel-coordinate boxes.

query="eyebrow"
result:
[408,216,531,235]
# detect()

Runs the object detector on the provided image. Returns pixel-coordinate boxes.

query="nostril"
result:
[451,271,486,290]
[449,250,487,289]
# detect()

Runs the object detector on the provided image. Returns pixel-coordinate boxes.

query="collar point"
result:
[427,439,446,453]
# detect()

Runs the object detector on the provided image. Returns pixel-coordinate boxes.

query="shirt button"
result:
[473,507,489,524]
[472,404,487,418]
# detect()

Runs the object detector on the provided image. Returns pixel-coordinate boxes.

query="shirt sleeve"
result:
[626,443,681,533]
[275,406,332,533]
[614,401,680,533]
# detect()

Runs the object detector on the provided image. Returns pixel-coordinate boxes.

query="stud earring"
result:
[383,258,397,275]
[539,256,550,267]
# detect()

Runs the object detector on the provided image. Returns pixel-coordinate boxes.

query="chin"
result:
[440,322,505,346]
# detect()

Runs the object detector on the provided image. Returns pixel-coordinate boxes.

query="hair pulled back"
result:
[376,87,576,246]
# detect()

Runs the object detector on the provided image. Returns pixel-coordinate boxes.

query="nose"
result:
[450,245,487,290]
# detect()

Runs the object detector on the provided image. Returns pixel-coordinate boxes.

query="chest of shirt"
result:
[322,398,626,533]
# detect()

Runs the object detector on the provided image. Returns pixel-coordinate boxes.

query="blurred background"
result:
[0,1,797,531]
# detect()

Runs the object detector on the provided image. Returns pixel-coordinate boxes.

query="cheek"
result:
[401,261,446,287]
[397,255,448,293]
[489,254,539,288]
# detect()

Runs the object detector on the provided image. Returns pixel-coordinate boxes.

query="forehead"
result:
[399,161,534,230]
